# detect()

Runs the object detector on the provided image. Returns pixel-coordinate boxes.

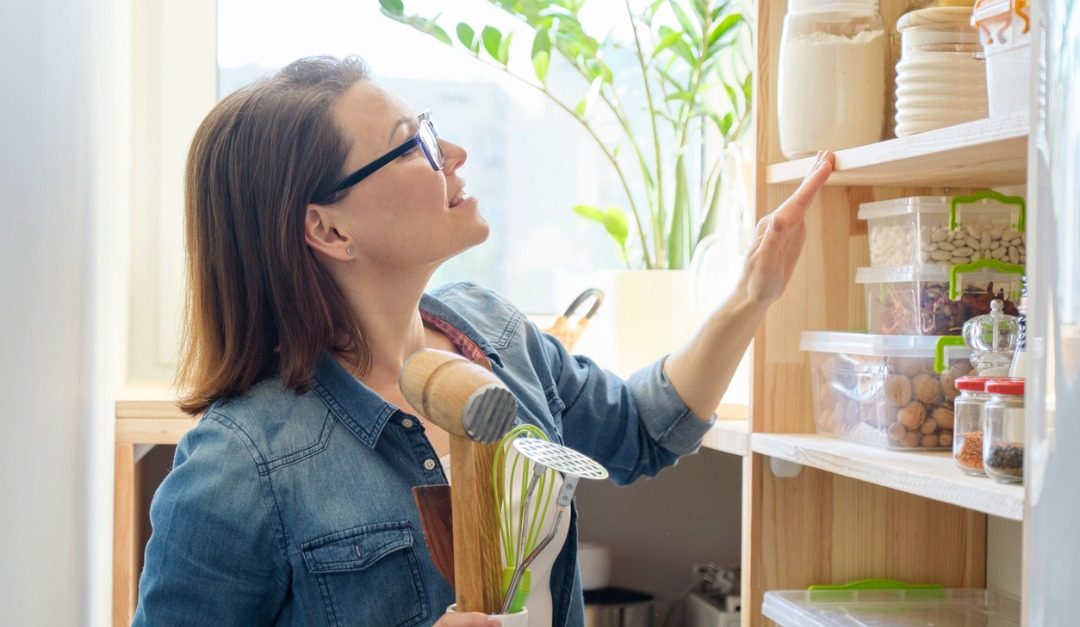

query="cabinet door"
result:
[1025,1,1080,623]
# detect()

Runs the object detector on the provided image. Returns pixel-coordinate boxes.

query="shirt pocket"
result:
[301,521,428,627]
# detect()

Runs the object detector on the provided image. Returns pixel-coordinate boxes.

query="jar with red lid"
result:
[953,376,993,475]
[982,378,1025,483]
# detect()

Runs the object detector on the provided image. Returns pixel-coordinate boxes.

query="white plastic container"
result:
[973,0,1032,117]
[778,0,886,159]
[763,588,1020,626]
[895,7,987,137]
[858,192,1026,268]
[801,331,972,450]
[855,262,1025,336]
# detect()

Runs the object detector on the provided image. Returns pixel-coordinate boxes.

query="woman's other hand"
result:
[433,610,501,627]
[737,150,834,307]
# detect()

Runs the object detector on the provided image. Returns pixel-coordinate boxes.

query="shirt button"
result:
[423,458,438,471]
[401,418,415,429]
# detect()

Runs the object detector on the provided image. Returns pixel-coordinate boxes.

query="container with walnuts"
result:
[801,332,973,450]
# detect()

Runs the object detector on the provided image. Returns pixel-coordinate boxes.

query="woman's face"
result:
[312,80,489,272]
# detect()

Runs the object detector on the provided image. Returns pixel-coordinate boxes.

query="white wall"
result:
[0,0,130,624]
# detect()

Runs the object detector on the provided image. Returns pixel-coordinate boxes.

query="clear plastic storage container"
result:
[763,588,1020,626]
[858,192,1026,268]
[856,262,1024,336]
[801,332,972,450]
[778,0,886,159]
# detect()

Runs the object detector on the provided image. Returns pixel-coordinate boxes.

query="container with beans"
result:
[952,376,993,475]
[858,193,1026,268]
[856,262,1024,336]
[983,378,1025,484]
[802,332,972,451]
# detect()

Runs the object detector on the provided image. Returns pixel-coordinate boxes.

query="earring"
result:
[346,246,353,257]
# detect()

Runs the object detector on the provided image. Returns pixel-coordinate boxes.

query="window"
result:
[217,0,631,313]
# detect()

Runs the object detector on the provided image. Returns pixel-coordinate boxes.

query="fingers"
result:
[774,150,834,226]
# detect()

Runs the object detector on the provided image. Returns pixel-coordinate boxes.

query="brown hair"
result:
[178,56,370,415]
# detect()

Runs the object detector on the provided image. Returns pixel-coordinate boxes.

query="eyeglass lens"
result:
[418,119,444,169]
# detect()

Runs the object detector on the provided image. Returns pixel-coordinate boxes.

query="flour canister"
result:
[778,0,886,159]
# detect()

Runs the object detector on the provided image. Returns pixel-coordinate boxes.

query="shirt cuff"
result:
[626,356,716,456]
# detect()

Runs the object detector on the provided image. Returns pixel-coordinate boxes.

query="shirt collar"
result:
[310,291,504,448]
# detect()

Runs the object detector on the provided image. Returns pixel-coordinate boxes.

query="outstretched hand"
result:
[737,150,834,307]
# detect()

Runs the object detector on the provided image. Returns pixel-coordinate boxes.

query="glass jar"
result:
[952,376,992,475]
[778,0,886,159]
[895,7,988,137]
[983,378,1025,483]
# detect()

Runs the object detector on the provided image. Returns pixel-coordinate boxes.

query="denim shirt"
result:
[133,283,714,627]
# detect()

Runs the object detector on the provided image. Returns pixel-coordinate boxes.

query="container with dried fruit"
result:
[952,376,993,476]
[983,378,1025,484]
[856,261,1024,335]
[802,332,972,450]
[858,191,1026,268]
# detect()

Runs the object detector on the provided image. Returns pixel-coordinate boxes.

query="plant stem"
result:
[626,0,666,269]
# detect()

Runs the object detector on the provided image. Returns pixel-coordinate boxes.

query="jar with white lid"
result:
[982,377,1024,483]
[778,0,886,159]
[952,376,992,475]
[895,7,988,137]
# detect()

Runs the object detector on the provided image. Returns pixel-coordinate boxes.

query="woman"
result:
[133,56,833,626]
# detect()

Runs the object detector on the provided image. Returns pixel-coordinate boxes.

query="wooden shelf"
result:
[766,113,1028,188]
[702,418,749,456]
[116,386,192,445]
[752,433,1024,521]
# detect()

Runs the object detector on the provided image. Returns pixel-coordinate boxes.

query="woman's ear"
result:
[304,204,353,261]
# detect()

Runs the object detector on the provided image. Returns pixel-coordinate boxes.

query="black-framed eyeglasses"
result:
[328,111,444,197]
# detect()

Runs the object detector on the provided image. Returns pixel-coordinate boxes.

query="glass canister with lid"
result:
[952,376,993,475]
[895,6,988,137]
[778,0,886,159]
[983,377,1024,483]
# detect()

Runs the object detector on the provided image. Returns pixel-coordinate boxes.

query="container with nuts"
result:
[802,332,972,451]
[856,264,1023,336]
[858,193,1026,268]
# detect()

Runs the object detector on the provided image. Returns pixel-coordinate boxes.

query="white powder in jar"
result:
[779,29,887,159]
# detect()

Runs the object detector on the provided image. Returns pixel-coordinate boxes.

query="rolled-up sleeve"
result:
[538,328,715,485]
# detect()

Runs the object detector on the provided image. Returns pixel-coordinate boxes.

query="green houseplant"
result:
[379,0,752,270]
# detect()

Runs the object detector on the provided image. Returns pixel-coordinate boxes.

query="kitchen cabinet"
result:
[697,0,1051,624]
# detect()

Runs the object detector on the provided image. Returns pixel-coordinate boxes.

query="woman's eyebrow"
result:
[388,116,415,145]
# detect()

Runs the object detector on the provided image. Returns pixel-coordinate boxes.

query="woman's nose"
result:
[440,138,467,174]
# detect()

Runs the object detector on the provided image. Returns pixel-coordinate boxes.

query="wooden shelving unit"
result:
[742,1,1026,624]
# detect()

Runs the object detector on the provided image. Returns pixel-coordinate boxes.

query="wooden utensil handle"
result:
[450,436,503,614]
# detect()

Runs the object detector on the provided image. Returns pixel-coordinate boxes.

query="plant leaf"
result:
[652,29,684,59]
[482,25,503,60]
[533,50,550,82]
[573,204,605,223]
[497,31,513,65]
[378,0,404,16]
[706,13,743,51]
[457,22,477,50]
[667,157,691,269]
[669,2,701,47]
